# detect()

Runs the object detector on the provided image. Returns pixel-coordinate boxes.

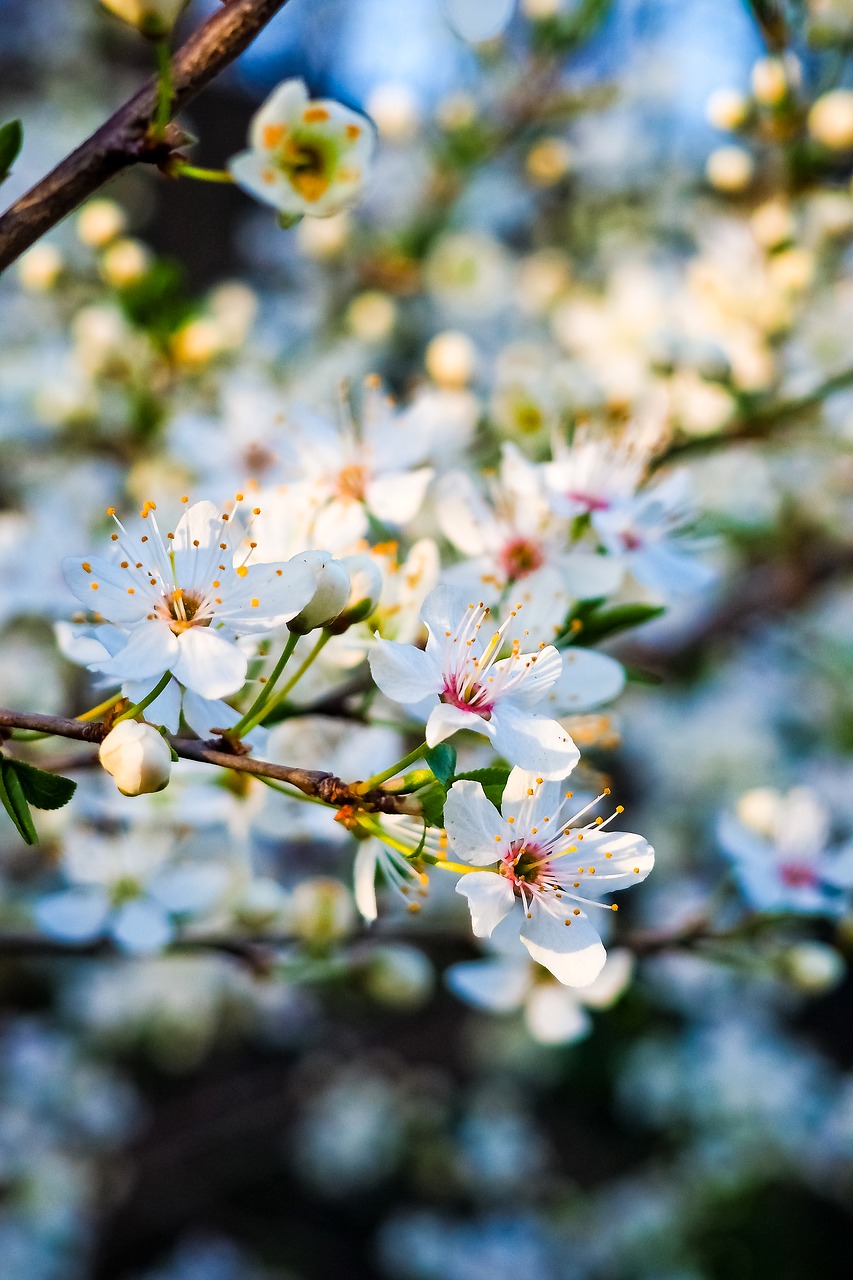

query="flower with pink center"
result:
[543,422,660,520]
[718,786,853,916]
[444,767,654,986]
[368,585,579,778]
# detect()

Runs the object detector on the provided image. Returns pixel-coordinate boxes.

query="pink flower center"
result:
[566,490,610,513]
[499,537,545,582]
[440,680,493,719]
[779,861,818,889]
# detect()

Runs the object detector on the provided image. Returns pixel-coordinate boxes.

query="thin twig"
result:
[0,0,294,271]
[0,707,422,815]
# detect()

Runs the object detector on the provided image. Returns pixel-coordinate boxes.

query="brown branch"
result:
[0,0,295,272]
[0,707,421,815]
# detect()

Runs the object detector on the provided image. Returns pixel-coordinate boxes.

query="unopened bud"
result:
[751,56,791,107]
[287,551,351,634]
[99,238,150,287]
[425,330,477,388]
[326,554,383,633]
[290,877,355,945]
[706,145,754,193]
[363,945,434,1008]
[808,89,853,150]
[705,87,750,131]
[100,0,188,38]
[18,245,63,293]
[99,721,172,796]
[783,942,845,995]
[77,199,127,248]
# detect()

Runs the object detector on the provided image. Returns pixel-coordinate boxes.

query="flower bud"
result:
[287,551,351,634]
[99,238,150,287]
[425,330,477,387]
[325,554,383,633]
[18,245,63,293]
[363,945,434,1008]
[750,56,791,106]
[100,0,189,39]
[77,199,127,248]
[705,87,750,131]
[99,721,172,796]
[808,89,853,150]
[290,877,355,945]
[783,942,845,995]
[705,145,754,193]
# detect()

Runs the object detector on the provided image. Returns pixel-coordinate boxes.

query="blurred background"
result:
[2,1,853,1278]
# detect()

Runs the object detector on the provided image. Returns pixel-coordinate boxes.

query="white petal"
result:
[489,704,579,779]
[421,584,470,641]
[63,555,150,623]
[33,888,110,942]
[170,501,228,592]
[444,780,511,865]
[456,871,515,937]
[172,628,247,699]
[524,985,591,1044]
[501,768,569,831]
[218,558,316,631]
[445,959,531,1012]
[366,468,433,525]
[571,829,654,895]
[426,700,491,747]
[91,620,178,683]
[544,649,625,714]
[494,644,563,708]
[558,551,624,600]
[519,898,607,987]
[444,0,514,42]
[577,948,635,1008]
[228,151,305,214]
[249,78,309,149]
[111,899,173,953]
[354,842,380,922]
[369,637,441,704]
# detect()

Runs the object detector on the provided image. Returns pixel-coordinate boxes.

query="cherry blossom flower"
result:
[447,937,634,1043]
[718,787,853,916]
[63,498,314,701]
[543,421,662,520]
[444,767,654,985]
[438,444,622,640]
[369,586,580,778]
[354,817,447,922]
[229,79,375,219]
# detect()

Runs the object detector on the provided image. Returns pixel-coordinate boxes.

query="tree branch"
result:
[0,707,422,815]
[0,0,294,272]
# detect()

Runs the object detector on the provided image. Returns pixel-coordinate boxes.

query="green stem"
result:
[153,38,173,140]
[172,163,236,184]
[76,691,123,723]
[232,631,299,737]
[241,630,332,734]
[112,672,172,725]
[355,742,428,795]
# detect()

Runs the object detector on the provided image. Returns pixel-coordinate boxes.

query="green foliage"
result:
[564,600,666,646]
[451,765,511,811]
[0,119,23,184]
[424,743,457,786]
[0,756,76,845]
[115,257,196,341]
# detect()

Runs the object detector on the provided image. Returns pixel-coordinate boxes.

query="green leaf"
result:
[419,782,447,828]
[11,759,76,810]
[0,119,23,184]
[571,603,666,646]
[424,743,457,786]
[452,765,511,810]
[0,758,39,845]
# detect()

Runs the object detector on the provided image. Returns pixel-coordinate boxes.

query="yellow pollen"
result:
[346,123,361,139]
[527,788,534,796]
[251,598,260,608]
[633,867,640,874]
[536,777,543,785]
[127,588,134,594]
[193,539,200,548]
[253,507,261,515]
[236,566,248,578]
[605,852,612,859]
[91,582,98,590]
[111,534,118,541]
[611,904,619,911]
[588,867,595,874]
[507,817,514,824]
[141,536,148,544]
[212,580,220,588]
[304,105,330,122]
[573,881,580,887]
[219,543,227,550]
[235,492,244,501]
[120,561,128,568]
[275,570,282,577]
[564,919,571,926]
[181,495,189,503]
[106,507,115,516]
[573,908,580,916]
[215,597,222,604]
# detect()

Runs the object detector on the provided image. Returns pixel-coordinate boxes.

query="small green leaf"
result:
[571,603,666,646]
[11,759,77,811]
[419,784,447,829]
[452,765,511,810]
[0,119,23,184]
[0,758,39,845]
[424,743,457,786]
[277,211,303,230]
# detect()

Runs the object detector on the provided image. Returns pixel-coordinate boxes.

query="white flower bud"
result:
[346,291,397,342]
[290,877,355,944]
[526,137,574,186]
[366,83,420,141]
[363,945,434,1008]
[99,238,150,287]
[99,721,172,797]
[326,554,383,633]
[17,244,63,292]
[705,145,754,192]
[705,87,750,131]
[77,199,127,248]
[808,89,853,150]
[783,942,845,995]
[425,330,477,387]
[735,787,779,837]
[751,199,795,249]
[100,0,188,38]
[287,550,351,634]
[751,56,790,106]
